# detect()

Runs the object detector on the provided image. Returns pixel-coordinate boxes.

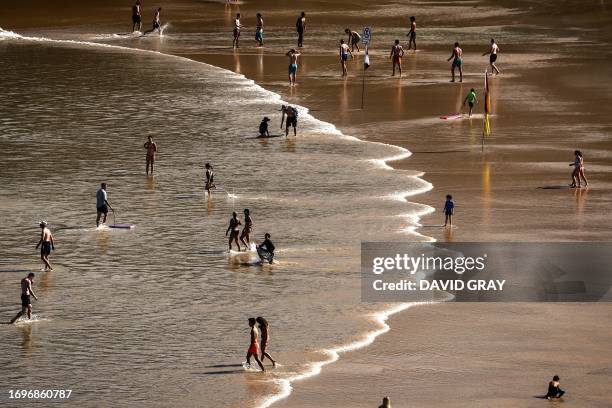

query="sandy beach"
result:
[1,0,611,407]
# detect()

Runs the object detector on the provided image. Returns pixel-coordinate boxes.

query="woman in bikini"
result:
[256,317,277,367]
[240,209,253,250]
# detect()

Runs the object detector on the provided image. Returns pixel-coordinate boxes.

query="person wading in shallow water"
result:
[256,317,277,367]
[36,221,55,270]
[246,317,265,371]
[9,273,39,324]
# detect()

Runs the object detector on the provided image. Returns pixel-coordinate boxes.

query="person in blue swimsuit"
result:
[447,42,463,82]
[443,194,454,227]
[339,39,353,76]
[286,49,301,86]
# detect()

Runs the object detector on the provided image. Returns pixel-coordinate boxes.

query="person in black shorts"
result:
[132,1,142,32]
[10,273,39,324]
[280,105,298,137]
[96,183,114,227]
[296,12,306,47]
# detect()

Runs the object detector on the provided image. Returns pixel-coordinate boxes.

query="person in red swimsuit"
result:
[246,318,265,371]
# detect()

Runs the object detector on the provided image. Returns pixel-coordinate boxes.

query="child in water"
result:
[259,117,270,137]
[444,194,454,227]
[463,88,478,117]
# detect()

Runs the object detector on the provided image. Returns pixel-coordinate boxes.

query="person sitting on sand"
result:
[447,42,463,82]
[257,233,275,264]
[246,317,265,371]
[569,150,588,188]
[204,163,216,195]
[259,117,271,137]
[226,211,242,251]
[545,375,565,399]
[143,7,162,35]
[463,88,478,117]
[378,396,391,408]
[444,194,454,227]
[256,317,277,367]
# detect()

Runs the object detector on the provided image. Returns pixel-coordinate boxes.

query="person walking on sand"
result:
[205,163,216,195]
[339,39,353,76]
[246,318,265,371]
[143,7,162,35]
[9,273,39,324]
[255,13,264,47]
[286,49,301,86]
[390,39,405,77]
[96,183,114,227]
[447,42,463,82]
[257,233,275,264]
[444,194,454,227]
[256,317,277,367]
[232,13,241,48]
[240,209,253,249]
[569,150,588,188]
[545,375,565,400]
[35,221,55,271]
[483,38,501,75]
[463,88,478,117]
[378,396,391,408]
[406,16,417,50]
[226,211,242,251]
[144,136,157,175]
[296,12,306,47]
[280,105,298,136]
[132,1,142,32]
[345,28,361,53]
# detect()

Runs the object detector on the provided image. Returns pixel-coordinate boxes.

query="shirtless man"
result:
[482,38,501,75]
[390,39,405,77]
[246,318,265,371]
[240,209,253,249]
[35,221,55,271]
[96,183,114,227]
[280,105,298,137]
[407,16,417,50]
[255,13,264,47]
[226,211,242,251]
[233,13,241,48]
[204,163,216,195]
[447,42,463,82]
[132,1,142,32]
[143,136,157,175]
[296,12,306,47]
[144,7,162,35]
[345,28,361,53]
[9,273,39,324]
[339,39,353,76]
[286,49,301,86]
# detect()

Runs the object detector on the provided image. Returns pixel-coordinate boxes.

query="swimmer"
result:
[482,38,501,75]
[280,105,298,137]
[390,39,405,77]
[35,221,55,271]
[246,317,265,371]
[132,1,142,32]
[205,163,216,195]
[345,28,361,53]
[240,209,253,249]
[144,136,157,175]
[259,117,271,137]
[96,183,114,227]
[339,39,353,76]
[286,49,301,86]
[226,211,242,251]
[463,88,478,117]
[444,194,454,227]
[256,233,275,264]
[406,16,416,50]
[447,42,463,82]
[256,317,277,367]
[9,273,38,324]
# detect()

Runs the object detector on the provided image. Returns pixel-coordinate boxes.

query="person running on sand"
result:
[280,105,298,136]
[143,7,162,35]
[204,163,216,195]
[545,375,565,400]
[256,317,277,367]
[345,28,361,53]
[226,211,242,251]
[483,38,501,75]
[447,42,463,82]
[444,194,454,227]
[240,209,253,249]
[255,13,264,47]
[339,39,353,76]
[144,136,157,175]
[232,13,241,48]
[132,1,142,32]
[246,317,265,371]
[296,12,306,47]
[96,183,114,227]
[463,88,478,117]
[286,49,301,86]
[9,273,39,324]
[407,16,417,50]
[259,117,271,137]
[36,221,55,271]
[257,233,275,264]
[569,150,588,188]
[378,396,392,408]
[390,39,405,77]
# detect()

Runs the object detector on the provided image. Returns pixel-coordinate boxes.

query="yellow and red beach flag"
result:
[483,70,491,137]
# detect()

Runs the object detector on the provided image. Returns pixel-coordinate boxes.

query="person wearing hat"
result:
[35,221,54,270]
[545,375,565,399]
[259,117,271,137]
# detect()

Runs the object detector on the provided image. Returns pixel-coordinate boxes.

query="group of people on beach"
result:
[246,317,277,371]
[131,2,162,35]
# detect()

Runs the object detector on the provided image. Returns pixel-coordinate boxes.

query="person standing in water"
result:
[286,49,301,86]
[447,42,463,82]
[259,117,271,137]
[482,38,501,75]
[570,150,588,188]
[96,183,114,227]
[255,13,264,47]
[226,211,242,251]
[144,136,157,175]
[246,318,265,371]
[9,273,39,324]
[280,105,298,137]
[345,28,361,53]
[132,1,142,32]
[256,233,275,264]
[35,221,55,271]
[296,12,306,47]
[390,39,405,77]
[232,13,241,48]
[545,375,565,399]
[205,163,216,195]
[444,194,454,227]
[256,317,277,367]
[144,7,162,35]
[463,88,478,117]
[407,16,417,50]
[339,39,353,76]
[240,209,253,250]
